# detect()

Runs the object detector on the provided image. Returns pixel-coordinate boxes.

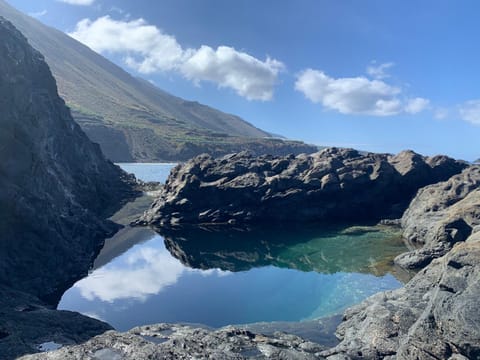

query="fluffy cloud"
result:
[71,17,185,72]
[459,100,480,125]
[58,0,95,5]
[295,69,429,116]
[69,16,283,100]
[366,62,394,79]
[181,46,284,100]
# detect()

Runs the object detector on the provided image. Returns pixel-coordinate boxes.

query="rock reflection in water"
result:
[157,224,411,281]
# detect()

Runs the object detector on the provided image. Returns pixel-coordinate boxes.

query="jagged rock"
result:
[139,148,466,227]
[19,323,329,359]
[397,166,480,268]
[0,17,137,302]
[320,232,480,360]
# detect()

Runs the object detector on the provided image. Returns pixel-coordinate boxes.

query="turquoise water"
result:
[58,164,408,331]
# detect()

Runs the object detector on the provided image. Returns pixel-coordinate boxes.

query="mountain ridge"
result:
[0,0,318,161]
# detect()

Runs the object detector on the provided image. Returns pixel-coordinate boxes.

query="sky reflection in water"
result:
[59,229,405,330]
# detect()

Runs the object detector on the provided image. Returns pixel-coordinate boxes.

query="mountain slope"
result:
[0,0,317,161]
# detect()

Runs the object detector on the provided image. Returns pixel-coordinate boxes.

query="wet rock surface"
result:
[397,166,480,269]
[19,323,331,360]
[139,148,466,227]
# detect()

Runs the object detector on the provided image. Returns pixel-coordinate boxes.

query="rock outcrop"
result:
[19,323,329,360]
[397,166,480,269]
[0,17,137,302]
[320,232,480,360]
[139,148,466,227]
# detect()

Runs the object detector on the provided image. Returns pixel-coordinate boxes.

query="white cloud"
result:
[181,46,284,100]
[295,69,402,116]
[58,0,95,5]
[366,62,394,79]
[459,100,480,125]
[71,17,185,72]
[28,9,47,18]
[295,68,429,117]
[68,16,283,100]
[405,97,430,114]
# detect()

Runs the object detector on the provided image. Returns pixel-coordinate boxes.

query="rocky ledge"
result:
[138,148,466,227]
[19,323,330,360]
[397,165,480,269]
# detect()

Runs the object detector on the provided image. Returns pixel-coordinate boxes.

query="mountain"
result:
[0,16,136,302]
[0,0,317,162]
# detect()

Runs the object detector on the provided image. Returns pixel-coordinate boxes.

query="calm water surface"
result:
[58,163,409,331]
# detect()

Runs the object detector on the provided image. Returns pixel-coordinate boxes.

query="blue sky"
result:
[7,0,480,160]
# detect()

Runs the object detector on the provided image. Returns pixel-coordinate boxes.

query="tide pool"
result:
[58,163,408,331]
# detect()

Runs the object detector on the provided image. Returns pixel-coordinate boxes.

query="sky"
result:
[7,0,480,161]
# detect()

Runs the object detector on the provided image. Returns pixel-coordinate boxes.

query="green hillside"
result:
[0,0,317,161]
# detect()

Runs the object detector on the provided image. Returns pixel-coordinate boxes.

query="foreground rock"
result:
[321,232,480,360]
[0,286,111,360]
[139,148,466,227]
[0,17,137,302]
[397,166,480,268]
[19,323,329,360]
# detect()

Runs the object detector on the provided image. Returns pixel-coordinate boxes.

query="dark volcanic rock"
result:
[19,323,329,359]
[0,17,137,302]
[320,232,480,360]
[139,148,466,227]
[0,285,112,360]
[397,166,480,269]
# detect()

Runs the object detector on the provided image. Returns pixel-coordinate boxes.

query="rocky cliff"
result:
[139,148,466,227]
[0,17,137,302]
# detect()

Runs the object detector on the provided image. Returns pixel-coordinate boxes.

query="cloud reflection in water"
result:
[75,236,230,303]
